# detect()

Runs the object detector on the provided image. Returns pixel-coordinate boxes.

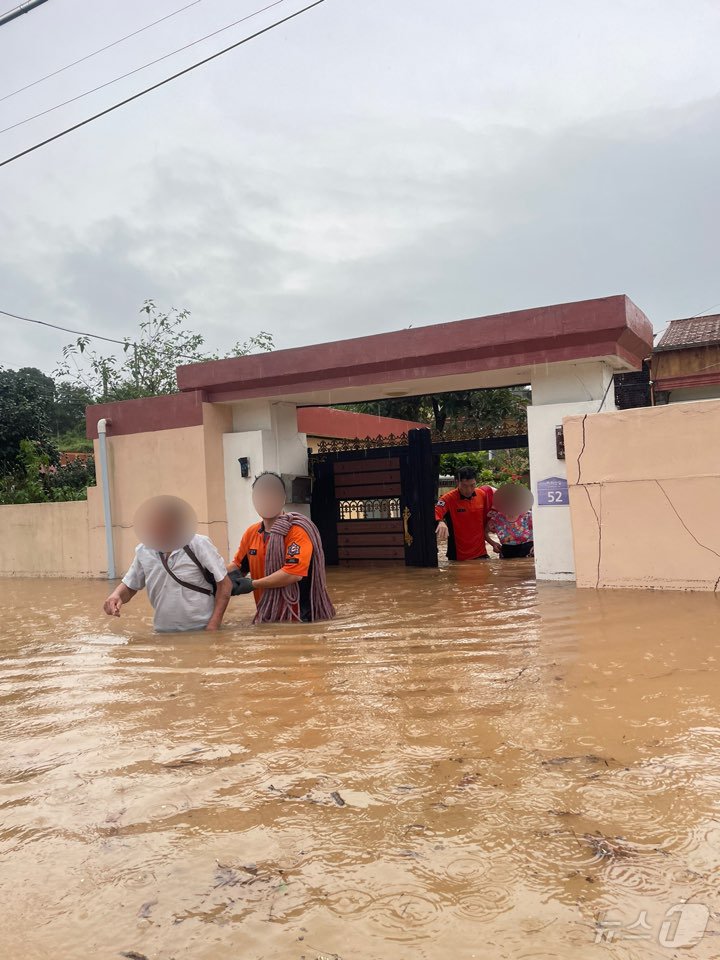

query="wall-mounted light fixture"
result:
[555,426,565,460]
[238,457,250,478]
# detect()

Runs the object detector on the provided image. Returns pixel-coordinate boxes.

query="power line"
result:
[1,306,266,368]
[0,0,289,134]
[0,308,128,345]
[687,299,720,319]
[1,0,211,103]
[0,0,326,169]
[0,0,51,28]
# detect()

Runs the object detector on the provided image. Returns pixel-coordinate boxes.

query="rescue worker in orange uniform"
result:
[228,472,334,623]
[435,466,492,561]
[231,517,314,619]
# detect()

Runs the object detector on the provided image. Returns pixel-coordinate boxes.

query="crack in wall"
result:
[571,402,720,592]
[575,413,588,485]
[597,483,603,588]
[578,479,720,591]
[575,412,603,587]
[655,480,720,592]
[580,482,603,588]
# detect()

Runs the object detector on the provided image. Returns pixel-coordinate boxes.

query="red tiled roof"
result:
[59,451,90,465]
[655,314,720,352]
[297,406,426,440]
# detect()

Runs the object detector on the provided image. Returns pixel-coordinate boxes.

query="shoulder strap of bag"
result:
[158,547,215,597]
[183,544,218,596]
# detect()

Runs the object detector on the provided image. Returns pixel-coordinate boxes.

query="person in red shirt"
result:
[435,466,492,561]
[479,484,495,509]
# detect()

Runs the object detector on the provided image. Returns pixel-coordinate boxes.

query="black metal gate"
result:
[310,428,437,567]
[309,422,528,568]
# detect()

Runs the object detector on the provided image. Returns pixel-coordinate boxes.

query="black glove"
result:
[229,570,255,596]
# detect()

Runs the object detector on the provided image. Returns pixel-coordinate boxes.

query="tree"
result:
[0,439,94,505]
[56,300,274,402]
[345,386,529,433]
[51,382,95,441]
[0,366,55,468]
[429,387,529,432]
[491,448,530,483]
[342,387,529,501]
[0,302,274,502]
[438,448,530,485]
[346,395,430,425]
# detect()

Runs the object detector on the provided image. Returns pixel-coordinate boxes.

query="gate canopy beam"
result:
[176,296,653,406]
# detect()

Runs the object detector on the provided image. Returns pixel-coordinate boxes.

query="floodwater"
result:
[1,562,719,960]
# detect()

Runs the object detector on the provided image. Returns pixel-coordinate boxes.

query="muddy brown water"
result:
[1,561,719,959]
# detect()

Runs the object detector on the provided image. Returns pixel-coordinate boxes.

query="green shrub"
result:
[0,440,95,505]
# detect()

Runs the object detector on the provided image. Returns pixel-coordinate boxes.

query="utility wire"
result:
[0,0,325,169]
[596,371,614,413]
[0,0,289,134]
[1,307,267,368]
[688,299,720,318]
[0,308,128,345]
[1,0,211,103]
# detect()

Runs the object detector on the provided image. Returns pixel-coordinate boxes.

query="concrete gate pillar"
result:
[528,362,615,580]
[222,400,309,555]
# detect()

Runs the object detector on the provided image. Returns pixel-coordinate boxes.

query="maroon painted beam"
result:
[86,390,206,439]
[176,295,652,402]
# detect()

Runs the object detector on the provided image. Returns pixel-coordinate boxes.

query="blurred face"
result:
[134,496,196,552]
[493,483,533,518]
[458,477,477,499]
[252,475,286,520]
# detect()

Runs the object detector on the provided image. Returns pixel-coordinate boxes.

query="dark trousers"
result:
[500,541,534,559]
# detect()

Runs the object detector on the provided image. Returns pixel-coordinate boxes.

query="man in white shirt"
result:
[102,497,232,633]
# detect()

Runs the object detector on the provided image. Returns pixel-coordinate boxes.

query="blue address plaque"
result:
[537,476,569,506]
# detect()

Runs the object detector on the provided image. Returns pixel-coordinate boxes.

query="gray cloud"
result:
[1,0,719,372]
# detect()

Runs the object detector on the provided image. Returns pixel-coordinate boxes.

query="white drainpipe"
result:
[97,418,116,579]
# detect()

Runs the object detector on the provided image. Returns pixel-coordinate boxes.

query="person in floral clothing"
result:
[485,484,534,559]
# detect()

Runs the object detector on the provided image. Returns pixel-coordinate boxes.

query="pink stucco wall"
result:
[564,399,720,591]
[0,403,232,579]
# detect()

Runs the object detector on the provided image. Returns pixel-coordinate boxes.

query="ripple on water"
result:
[579,775,697,850]
[119,868,159,889]
[452,882,514,923]
[77,634,129,646]
[602,857,676,898]
[527,827,612,871]
[324,887,375,916]
[413,848,491,887]
[1,568,720,958]
[256,750,309,776]
[445,854,491,883]
[364,885,447,940]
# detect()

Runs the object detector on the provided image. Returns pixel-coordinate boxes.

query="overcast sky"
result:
[1,0,719,374]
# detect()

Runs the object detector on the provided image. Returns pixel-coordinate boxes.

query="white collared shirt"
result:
[122,534,227,632]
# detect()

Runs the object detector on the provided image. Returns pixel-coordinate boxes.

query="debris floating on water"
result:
[581,833,636,859]
[541,754,611,767]
[136,900,157,919]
